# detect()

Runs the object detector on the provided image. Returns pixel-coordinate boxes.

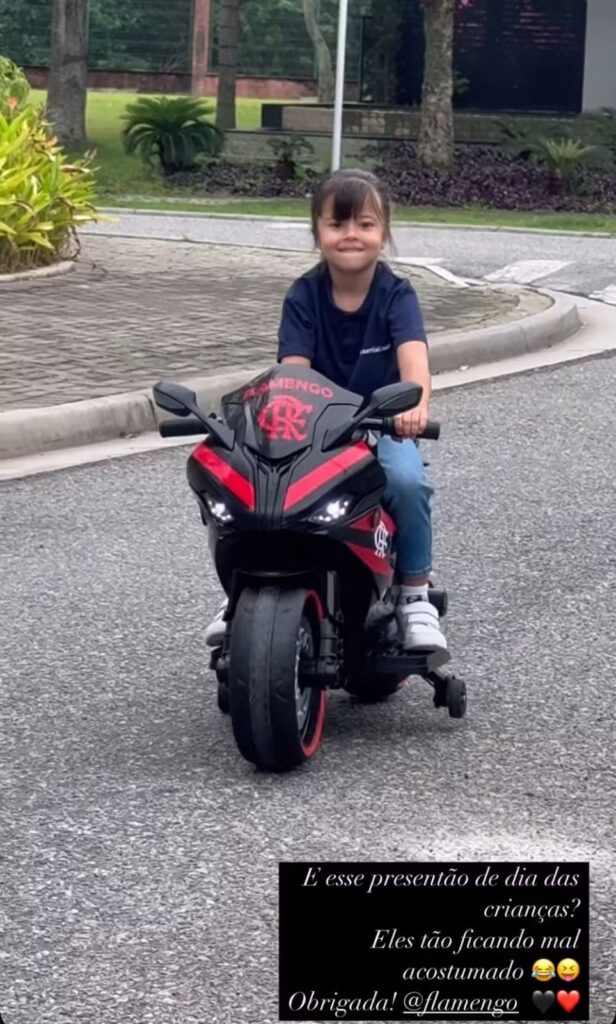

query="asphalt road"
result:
[1,354,615,1023]
[86,214,616,302]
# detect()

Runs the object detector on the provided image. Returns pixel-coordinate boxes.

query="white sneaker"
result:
[205,600,228,647]
[395,596,447,652]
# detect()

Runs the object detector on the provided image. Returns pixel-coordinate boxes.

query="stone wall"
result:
[24,67,320,100]
[224,130,378,168]
[278,105,585,145]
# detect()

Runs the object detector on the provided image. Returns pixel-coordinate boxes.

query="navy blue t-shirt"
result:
[277,261,427,398]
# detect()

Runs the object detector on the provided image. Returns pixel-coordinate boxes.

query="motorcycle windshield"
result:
[220,365,361,459]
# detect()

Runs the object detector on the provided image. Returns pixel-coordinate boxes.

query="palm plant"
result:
[498,121,599,195]
[267,135,316,180]
[532,137,597,195]
[121,96,224,177]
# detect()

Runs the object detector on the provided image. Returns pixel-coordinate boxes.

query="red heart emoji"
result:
[557,990,580,1013]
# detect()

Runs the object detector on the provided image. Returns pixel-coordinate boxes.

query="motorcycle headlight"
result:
[310,496,353,524]
[205,496,234,523]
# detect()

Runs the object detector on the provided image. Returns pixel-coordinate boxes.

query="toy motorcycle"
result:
[153,364,466,773]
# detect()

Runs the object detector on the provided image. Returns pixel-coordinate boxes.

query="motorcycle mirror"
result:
[322,381,423,452]
[153,380,235,451]
[153,380,197,417]
[360,382,423,418]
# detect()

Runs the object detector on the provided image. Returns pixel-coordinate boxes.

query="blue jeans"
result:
[377,436,433,578]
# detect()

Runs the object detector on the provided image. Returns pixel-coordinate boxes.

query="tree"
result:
[215,0,241,130]
[47,0,88,147]
[302,0,334,103]
[417,0,455,170]
[191,0,212,94]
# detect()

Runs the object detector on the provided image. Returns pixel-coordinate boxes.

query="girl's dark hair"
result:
[310,168,393,245]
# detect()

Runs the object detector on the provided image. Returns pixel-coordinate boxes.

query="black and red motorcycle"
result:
[153,365,466,772]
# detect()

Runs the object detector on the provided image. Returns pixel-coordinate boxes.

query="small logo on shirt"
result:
[359,344,392,356]
[257,396,314,442]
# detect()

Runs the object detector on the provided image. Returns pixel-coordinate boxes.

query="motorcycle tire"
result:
[228,585,326,772]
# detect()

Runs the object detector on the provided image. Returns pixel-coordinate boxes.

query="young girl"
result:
[206,168,446,652]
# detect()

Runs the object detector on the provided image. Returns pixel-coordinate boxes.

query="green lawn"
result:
[31,89,279,195]
[31,89,616,234]
[101,196,616,234]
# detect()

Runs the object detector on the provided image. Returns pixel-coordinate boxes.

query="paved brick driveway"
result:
[0,236,525,412]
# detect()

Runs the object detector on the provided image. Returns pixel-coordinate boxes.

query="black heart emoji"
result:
[533,990,556,1013]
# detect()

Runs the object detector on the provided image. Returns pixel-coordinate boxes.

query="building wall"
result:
[583,0,616,109]
[24,68,319,100]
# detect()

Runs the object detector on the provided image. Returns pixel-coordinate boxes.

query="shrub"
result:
[0,56,30,117]
[267,135,316,180]
[159,142,616,214]
[166,156,319,197]
[121,96,224,176]
[530,137,597,194]
[0,106,100,274]
[578,108,616,165]
[367,141,616,212]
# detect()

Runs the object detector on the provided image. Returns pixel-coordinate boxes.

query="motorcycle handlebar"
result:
[159,416,206,437]
[159,414,440,442]
[363,417,441,441]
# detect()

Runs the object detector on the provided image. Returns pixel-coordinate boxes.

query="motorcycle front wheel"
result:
[228,585,326,772]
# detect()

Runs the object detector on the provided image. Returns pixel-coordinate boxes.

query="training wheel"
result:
[446,676,467,719]
[217,679,230,714]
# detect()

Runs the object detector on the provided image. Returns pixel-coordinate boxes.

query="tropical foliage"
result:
[267,134,316,180]
[0,105,99,273]
[528,137,598,194]
[0,55,30,116]
[121,96,223,176]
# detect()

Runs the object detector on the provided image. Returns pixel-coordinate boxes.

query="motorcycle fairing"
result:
[187,364,398,593]
[194,442,255,510]
[338,508,397,578]
[221,364,363,460]
[189,365,389,523]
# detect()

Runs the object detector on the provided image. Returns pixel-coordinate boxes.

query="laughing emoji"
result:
[557,958,580,983]
[532,959,556,982]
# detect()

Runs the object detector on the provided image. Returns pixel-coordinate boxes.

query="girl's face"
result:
[316,195,388,274]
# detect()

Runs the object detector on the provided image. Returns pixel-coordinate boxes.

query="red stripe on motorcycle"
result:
[193,445,255,510]
[349,509,397,535]
[283,442,372,511]
[348,511,374,532]
[346,542,392,576]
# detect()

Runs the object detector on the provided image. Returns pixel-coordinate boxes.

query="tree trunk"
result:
[216,0,241,130]
[418,0,455,170]
[47,0,88,147]
[191,0,212,96]
[302,0,334,104]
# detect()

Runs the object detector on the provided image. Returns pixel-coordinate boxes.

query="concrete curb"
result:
[430,289,581,371]
[98,208,616,239]
[0,261,75,285]
[0,291,581,461]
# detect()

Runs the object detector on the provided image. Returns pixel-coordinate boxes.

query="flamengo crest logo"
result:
[257,395,314,441]
[374,520,390,558]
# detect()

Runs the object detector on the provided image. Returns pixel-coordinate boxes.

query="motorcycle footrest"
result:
[372,648,451,676]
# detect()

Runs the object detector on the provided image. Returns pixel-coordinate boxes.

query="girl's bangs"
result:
[325,179,384,224]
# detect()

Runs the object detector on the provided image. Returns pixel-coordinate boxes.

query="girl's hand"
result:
[393,401,429,438]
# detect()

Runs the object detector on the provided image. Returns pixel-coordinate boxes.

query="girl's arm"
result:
[394,340,431,438]
[281,356,312,366]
